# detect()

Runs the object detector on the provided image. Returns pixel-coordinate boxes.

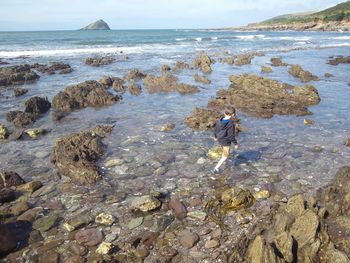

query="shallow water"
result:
[0,30,350,202]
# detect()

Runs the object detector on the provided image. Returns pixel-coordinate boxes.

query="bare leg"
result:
[214,146,230,170]
[215,155,228,170]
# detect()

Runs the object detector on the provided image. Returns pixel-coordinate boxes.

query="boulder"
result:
[160,123,175,132]
[124,69,147,81]
[16,181,42,193]
[31,62,73,74]
[6,111,35,128]
[185,108,221,131]
[131,195,161,212]
[24,96,51,115]
[51,125,113,184]
[324,72,333,78]
[144,73,199,95]
[161,64,171,72]
[173,61,190,71]
[270,57,288,67]
[192,54,213,73]
[204,74,320,119]
[328,56,350,66]
[13,87,28,97]
[33,213,58,232]
[194,74,211,84]
[288,64,319,82]
[52,80,121,114]
[10,201,30,216]
[0,124,9,139]
[85,56,115,67]
[128,82,142,96]
[220,187,255,214]
[246,235,283,263]
[0,171,25,188]
[345,138,350,147]
[0,188,16,203]
[0,64,39,86]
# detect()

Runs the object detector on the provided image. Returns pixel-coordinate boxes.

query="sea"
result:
[0,29,350,198]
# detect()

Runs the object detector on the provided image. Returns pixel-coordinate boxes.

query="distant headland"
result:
[80,19,111,30]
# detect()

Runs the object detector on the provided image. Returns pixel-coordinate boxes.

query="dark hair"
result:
[224,107,236,116]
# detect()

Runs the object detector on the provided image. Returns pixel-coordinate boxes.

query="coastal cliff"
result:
[80,19,110,30]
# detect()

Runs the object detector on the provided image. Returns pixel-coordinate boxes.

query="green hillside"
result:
[257,1,350,25]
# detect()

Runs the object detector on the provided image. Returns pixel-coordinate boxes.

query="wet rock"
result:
[0,123,9,139]
[179,232,199,248]
[135,246,149,258]
[173,61,190,71]
[270,57,288,67]
[253,190,270,200]
[288,64,319,82]
[32,62,73,74]
[0,224,19,257]
[304,118,314,125]
[169,198,187,220]
[96,242,113,255]
[16,181,42,193]
[192,53,213,73]
[95,213,115,226]
[246,235,281,263]
[207,146,223,160]
[29,229,44,244]
[99,75,113,87]
[75,228,103,247]
[328,56,350,66]
[128,217,143,229]
[144,73,199,95]
[131,195,161,212]
[51,125,113,184]
[261,66,272,73]
[185,107,221,130]
[221,187,255,213]
[160,122,175,132]
[275,231,295,263]
[10,201,30,216]
[33,213,58,232]
[234,53,254,66]
[194,73,211,84]
[64,211,94,232]
[161,64,171,72]
[25,128,47,139]
[13,87,28,97]
[64,256,84,263]
[111,77,126,92]
[0,64,40,86]
[188,211,207,221]
[205,239,220,249]
[128,81,142,96]
[68,243,88,256]
[204,74,320,119]
[17,207,43,222]
[124,68,147,81]
[0,171,25,188]
[324,72,333,78]
[157,215,175,231]
[85,56,115,67]
[344,138,350,147]
[0,188,16,203]
[52,80,121,114]
[6,111,35,128]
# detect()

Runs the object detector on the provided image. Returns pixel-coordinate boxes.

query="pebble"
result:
[187,211,207,221]
[95,213,115,226]
[128,217,144,229]
[205,239,220,249]
[180,232,199,249]
[96,242,113,255]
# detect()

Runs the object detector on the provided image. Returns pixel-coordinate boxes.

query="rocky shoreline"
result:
[0,49,350,262]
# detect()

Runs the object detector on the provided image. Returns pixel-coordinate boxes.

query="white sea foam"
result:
[195,37,202,41]
[236,34,265,40]
[211,37,218,40]
[280,36,311,41]
[175,38,186,41]
[331,36,350,40]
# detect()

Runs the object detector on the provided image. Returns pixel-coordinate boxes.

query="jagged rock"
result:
[128,82,142,96]
[205,74,320,119]
[328,56,350,66]
[173,61,190,71]
[185,108,221,130]
[234,54,253,66]
[111,77,126,92]
[288,64,319,82]
[261,66,272,73]
[96,242,113,255]
[194,74,211,84]
[51,125,113,184]
[6,111,35,128]
[270,57,288,67]
[13,87,28,97]
[0,123,9,139]
[124,69,147,81]
[161,64,171,72]
[246,235,283,263]
[192,54,213,73]
[85,56,115,67]
[52,80,121,114]
[0,64,39,86]
[10,201,30,216]
[31,62,73,74]
[16,181,42,193]
[24,96,51,115]
[131,195,161,212]
[144,73,199,95]
[99,76,113,86]
[285,194,305,217]
[81,19,110,30]
[221,187,255,213]
[275,232,295,263]
[0,171,25,188]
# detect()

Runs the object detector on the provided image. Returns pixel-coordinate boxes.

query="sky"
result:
[0,0,346,31]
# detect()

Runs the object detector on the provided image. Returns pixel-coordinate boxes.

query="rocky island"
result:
[80,19,111,30]
[232,1,350,31]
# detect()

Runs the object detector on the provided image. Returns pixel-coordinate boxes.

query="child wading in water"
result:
[212,107,238,174]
